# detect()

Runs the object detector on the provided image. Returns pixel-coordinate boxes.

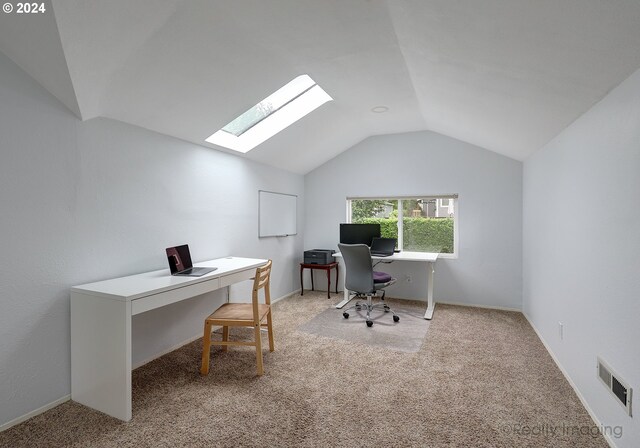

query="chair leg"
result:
[254,324,264,376]
[200,321,213,375]
[266,312,275,352]
[222,326,229,352]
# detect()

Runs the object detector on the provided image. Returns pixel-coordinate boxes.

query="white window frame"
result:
[346,195,459,259]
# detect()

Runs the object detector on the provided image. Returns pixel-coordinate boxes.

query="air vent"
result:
[598,362,612,386]
[597,357,632,417]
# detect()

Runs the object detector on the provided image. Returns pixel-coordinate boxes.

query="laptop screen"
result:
[166,244,194,274]
[370,237,397,254]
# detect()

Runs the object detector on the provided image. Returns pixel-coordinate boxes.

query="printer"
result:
[303,249,335,265]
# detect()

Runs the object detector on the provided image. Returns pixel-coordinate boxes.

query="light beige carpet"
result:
[0,292,607,447]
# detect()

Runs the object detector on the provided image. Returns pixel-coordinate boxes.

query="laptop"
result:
[166,244,217,277]
[369,237,397,257]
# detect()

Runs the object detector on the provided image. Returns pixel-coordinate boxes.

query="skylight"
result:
[206,75,332,153]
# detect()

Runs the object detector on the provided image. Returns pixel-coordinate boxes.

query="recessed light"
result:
[371,106,389,113]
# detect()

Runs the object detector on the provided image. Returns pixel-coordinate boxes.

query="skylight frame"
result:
[206,75,332,153]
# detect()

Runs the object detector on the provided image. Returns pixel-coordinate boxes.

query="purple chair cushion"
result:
[373,271,392,283]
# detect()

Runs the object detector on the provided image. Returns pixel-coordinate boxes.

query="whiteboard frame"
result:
[258,190,298,237]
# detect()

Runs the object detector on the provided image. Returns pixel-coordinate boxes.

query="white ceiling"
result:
[2,0,640,173]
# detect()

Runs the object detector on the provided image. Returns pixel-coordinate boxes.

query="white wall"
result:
[523,68,640,447]
[0,51,304,427]
[304,131,522,309]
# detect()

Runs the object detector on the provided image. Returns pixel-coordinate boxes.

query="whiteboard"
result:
[259,190,297,237]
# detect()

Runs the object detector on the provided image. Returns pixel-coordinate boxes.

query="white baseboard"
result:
[0,394,70,433]
[133,333,204,369]
[272,290,297,304]
[523,312,617,448]
[436,300,521,313]
[315,292,522,313]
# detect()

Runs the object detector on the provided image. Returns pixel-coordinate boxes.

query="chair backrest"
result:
[252,260,272,295]
[251,260,272,322]
[338,244,374,294]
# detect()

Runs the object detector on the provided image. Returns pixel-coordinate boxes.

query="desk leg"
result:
[424,262,435,320]
[71,292,132,421]
[334,259,352,309]
[335,293,352,309]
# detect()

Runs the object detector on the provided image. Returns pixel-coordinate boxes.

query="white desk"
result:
[70,256,267,422]
[333,251,438,320]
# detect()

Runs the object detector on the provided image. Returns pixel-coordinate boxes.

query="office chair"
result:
[201,260,274,376]
[338,243,398,327]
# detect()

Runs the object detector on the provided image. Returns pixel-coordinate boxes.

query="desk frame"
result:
[333,251,438,320]
[70,256,267,422]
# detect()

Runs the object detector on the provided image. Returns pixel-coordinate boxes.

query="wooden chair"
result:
[200,260,274,376]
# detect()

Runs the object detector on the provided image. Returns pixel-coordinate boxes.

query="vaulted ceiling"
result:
[2,0,640,173]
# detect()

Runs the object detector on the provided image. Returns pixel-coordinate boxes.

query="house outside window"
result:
[347,196,458,257]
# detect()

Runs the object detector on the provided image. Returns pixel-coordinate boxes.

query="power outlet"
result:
[405,275,412,283]
[559,322,564,340]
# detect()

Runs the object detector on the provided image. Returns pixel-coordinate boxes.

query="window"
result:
[347,196,458,256]
[205,75,332,153]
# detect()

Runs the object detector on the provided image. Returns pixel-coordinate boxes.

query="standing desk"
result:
[332,251,438,320]
[70,256,267,422]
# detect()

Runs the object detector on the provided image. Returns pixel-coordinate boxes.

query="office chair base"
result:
[342,293,399,326]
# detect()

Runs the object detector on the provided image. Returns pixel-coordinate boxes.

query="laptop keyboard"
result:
[370,252,392,257]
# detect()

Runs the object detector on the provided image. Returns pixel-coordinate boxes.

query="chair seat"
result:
[206,303,271,324]
[373,271,392,283]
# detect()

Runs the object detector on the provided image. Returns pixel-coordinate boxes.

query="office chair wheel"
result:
[366,320,373,327]
[384,305,390,312]
[393,315,400,323]
[343,312,349,319]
